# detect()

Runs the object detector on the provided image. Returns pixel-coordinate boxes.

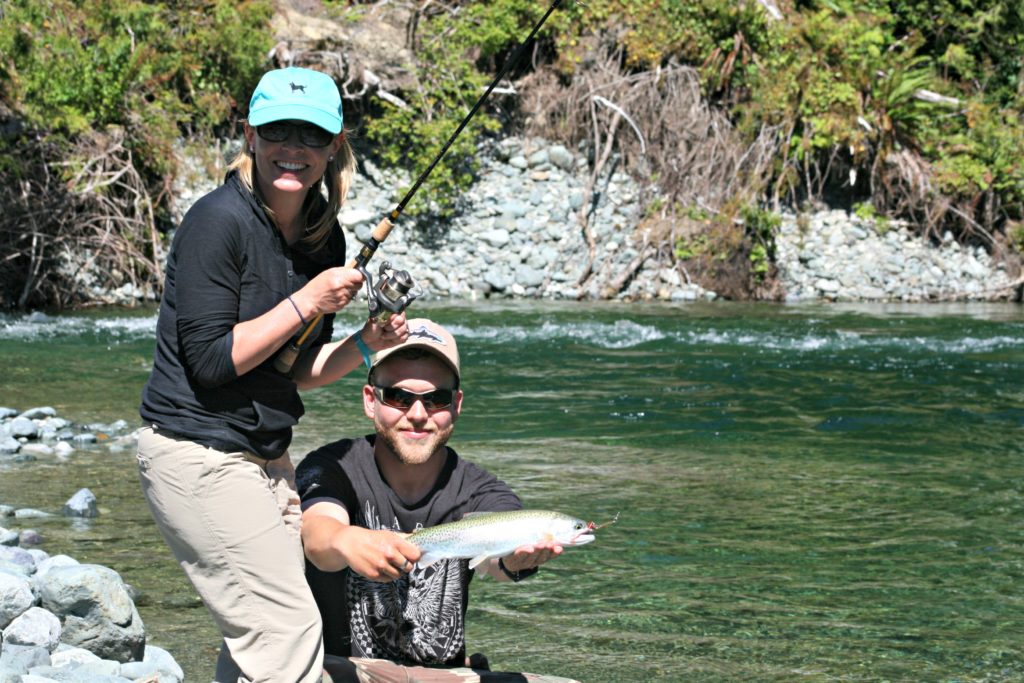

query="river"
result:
[1,300,1022,682]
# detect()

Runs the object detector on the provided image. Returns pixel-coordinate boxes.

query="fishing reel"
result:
[358,261,423,323]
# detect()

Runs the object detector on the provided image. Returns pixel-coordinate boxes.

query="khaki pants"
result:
[137,427,324,683]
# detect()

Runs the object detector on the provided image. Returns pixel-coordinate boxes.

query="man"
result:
[295,318,563,676]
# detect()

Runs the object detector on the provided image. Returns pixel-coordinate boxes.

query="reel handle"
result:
[272,216,400,375]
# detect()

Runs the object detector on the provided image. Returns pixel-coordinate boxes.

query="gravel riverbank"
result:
[160,136,1020,308]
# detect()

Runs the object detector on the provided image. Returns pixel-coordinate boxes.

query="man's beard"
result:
[376,422,454,466]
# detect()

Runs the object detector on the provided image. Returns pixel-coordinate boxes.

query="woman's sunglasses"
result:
[255,122,335,148]
[373,385,455,412]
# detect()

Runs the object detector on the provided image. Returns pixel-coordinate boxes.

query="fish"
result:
[406,509,600,570]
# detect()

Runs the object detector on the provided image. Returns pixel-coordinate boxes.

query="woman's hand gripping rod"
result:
[273,0,567,374]
[272,215,414,374]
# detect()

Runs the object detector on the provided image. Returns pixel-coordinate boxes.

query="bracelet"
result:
[354,332,373,369]
[286,295,307,326]
[498,557,538,583]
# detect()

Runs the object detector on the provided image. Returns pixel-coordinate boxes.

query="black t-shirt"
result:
[295,435,522,665]
[140,172,346,459]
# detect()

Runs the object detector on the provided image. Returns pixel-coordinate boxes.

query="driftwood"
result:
[0,129,162,309]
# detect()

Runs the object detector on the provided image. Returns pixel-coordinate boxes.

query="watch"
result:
[498,557,538,582]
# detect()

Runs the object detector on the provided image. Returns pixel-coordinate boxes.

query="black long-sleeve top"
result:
[140,171,346,459]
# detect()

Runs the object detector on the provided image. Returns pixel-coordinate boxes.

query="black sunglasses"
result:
[373,385,455,412]
[255,122,335,148]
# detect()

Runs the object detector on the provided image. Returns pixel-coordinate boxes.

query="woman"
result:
[137,67,407,683]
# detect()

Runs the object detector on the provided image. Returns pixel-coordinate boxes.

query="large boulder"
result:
[35,565,145,662]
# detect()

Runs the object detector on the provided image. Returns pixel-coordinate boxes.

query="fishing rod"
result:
[275,0,567,374]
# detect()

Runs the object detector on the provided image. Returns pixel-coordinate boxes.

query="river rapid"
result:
[1,300,1022,682]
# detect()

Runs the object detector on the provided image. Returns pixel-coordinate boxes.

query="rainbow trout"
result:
[407,509,598,570]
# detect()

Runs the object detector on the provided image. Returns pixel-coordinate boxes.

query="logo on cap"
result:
[290,82,306,93]
[409,324,445,345]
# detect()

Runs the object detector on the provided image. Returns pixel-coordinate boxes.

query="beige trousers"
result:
[137,427,324,683]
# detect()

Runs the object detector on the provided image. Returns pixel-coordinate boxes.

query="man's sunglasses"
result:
[373,385,455,412]
[255,122,335,148]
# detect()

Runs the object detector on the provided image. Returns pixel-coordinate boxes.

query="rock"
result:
[19,530,43,547]
[0,643,51,678]
[0,546,36,574]
[35,564,145,662]
[61,489,98,519]
[141,645,185,683]
[479,229,510,248]
[33,555,79,580]
[0,572,34,629]
[3,606,61,651]
[0,527,18,547]
[548,145,574,170]
[18,408,56,420]
[14,509,52,520]
[7,417,38,440]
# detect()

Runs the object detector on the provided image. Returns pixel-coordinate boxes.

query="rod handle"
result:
[273,342,301,374]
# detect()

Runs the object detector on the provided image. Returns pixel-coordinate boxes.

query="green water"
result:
[1,301,1022,682]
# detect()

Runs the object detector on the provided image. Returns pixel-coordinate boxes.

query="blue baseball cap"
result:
[247,67,343,133]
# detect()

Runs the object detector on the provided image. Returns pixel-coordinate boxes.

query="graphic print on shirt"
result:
[348,499,468,664]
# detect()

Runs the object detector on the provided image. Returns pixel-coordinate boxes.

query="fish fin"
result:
[417,552,442,569]
[468,553,494,570]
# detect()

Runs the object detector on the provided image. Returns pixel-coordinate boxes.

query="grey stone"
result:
[61,490,97,519]
[36,564,145,662]
[140,645,184,683]
[0,528,18,547]
[526,149,549,167]
[548,145,574,170]
[479,229,510,248]
[483,269,510,292]
[0,546,35,574]
[0,644,51,678]
[8,418,38,440]
[118,660,165,681]
[19,528,42,544]
[49,646,103,669]
[14,510,52,520]
[18,408,55,420]
[3,606,61,651]
[0,571,34,628]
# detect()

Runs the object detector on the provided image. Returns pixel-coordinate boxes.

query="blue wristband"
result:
[354,333,373,369]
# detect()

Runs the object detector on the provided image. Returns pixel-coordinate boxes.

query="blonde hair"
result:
[227,136,356,252]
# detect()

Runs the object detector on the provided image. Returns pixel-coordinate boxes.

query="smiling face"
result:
[243,119,342,199]
[363,353,463,467]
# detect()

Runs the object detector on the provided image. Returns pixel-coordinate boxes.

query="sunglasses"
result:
[373,385,455,412]
[255,122,335,148]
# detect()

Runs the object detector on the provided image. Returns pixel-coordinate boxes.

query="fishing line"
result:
[274,0,569,373]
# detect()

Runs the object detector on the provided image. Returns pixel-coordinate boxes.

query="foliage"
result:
[742,205,780,282]
[0,0,273,179]
[2,0,1022,306]
[0,0,273,308]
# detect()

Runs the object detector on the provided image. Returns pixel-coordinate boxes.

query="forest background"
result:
[0,0,1021,309]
